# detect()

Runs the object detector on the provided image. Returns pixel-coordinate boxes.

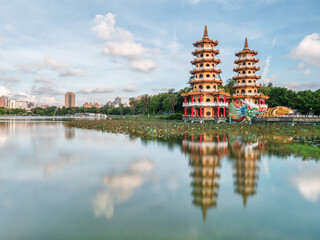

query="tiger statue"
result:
[259,106,294,117]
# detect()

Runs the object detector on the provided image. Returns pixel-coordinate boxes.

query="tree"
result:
[140,94,151,114]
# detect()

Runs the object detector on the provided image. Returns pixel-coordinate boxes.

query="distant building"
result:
[114,97,121,107]
[8,99,16,109]
[65,92,75,107]
[15,101,28,109]
[0,96,8,108]
[106,101,113,106]
[83,102,101,108]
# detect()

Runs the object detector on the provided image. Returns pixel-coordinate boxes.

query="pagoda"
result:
[232,38,269,107]
[231,141,262,207]
[182,134,228,221]
[182,26,230,120]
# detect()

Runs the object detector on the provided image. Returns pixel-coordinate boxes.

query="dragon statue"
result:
[259,106,294,117]
[228,99,266,123]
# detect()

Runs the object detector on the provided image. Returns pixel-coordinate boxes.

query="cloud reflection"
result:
[292,168,320,202]
[93,158,156,219]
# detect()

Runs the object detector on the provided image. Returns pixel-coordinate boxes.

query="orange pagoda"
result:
[182,134,228,221]
[231,141,263,207]
[182,26,230,120]
[232,38,268,107]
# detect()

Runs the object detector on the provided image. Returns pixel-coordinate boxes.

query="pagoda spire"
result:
[244,37,249,50]
[203,25,209,39]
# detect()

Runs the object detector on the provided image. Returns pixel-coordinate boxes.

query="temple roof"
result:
[193,26,218,47]
[235,38,258,56]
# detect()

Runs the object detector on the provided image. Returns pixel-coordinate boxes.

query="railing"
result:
[239,56,255,60]
[237,73,256,77]
[233,93,261,96]
[183,102,229,107]
[193,67,215,70]
[234,83,261,87]
[236,65,256,68]
[193,77,220,81]
[196,46,216,51]
[259,104,268,108]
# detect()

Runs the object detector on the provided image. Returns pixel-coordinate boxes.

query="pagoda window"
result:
[242,71,245,74]
[206,74,210,78]
[213,74,216,78]
[248,62,251,65]
[211,54,214,56]
[241,90,245,93]
[200,63,203,67]
[206,64,210,67]
[253,71,255,73]
[206,98,210,102]
[199,74,203,78]
[254,80,256,83]
[199,85,203,89]
[200,54,203,57]
[237,91,239,93]
[213,85,217,89]
[248,90,252,93]
[254,90,257,93]
[248,71,252,74]
[206,86,210,89]
[206,54,209,57]
[242,80,245,83]
[206,111,210,116]
[249,80,252,83]
[237,81,240,83]
[194,86,197,89]
[214,98,217,103]
[255,101,258,104]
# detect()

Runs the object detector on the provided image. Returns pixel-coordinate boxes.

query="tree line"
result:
[1,83,319,116]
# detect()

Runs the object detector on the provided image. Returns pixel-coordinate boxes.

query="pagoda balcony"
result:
[237,73,256,77]
[233,83,262,87]
[193,77,221,81]
[193,67,216,70]
[238,56,256,60]
[233,93,262,96]
[182,102,229,107]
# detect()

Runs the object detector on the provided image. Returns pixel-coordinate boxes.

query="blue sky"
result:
[0,0,319,106]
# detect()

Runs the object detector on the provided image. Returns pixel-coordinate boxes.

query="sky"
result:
[0,0,319,106]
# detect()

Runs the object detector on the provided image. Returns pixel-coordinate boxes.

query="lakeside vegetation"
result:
[1,84,319,116]
[65,118,320,160]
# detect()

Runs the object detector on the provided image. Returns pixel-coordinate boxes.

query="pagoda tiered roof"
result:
[235,38,258,56]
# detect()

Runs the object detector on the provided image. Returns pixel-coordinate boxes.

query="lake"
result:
[1,119,320,240]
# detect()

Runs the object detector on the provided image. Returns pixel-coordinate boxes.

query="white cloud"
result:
[304,69,311,75]
[18,56,88,77]
[0,69,6,74]
[34,76,53,84]
[123,85,139,92]
[93,13,156,73]
[77,87,115,94]
[261,56,271,80]
[290,33,320,67]
[13,91,60,106]
[58,68,88,77]
[31,84,63,96]
[0,85,11,96]
[0,76,20,85]
[279,81,320,90]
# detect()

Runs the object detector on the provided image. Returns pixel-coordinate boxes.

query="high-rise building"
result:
[182,26,230,119]
[65,92,75,107]
[8,99,16,109]
[232,38,269,108]
[114,97,121,106]
[15,101,28,109]
[0,96,8,108]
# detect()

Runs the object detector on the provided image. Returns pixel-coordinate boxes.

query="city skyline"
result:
[0,0,319,106]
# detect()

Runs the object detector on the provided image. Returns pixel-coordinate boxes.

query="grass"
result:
[65,118,320,160]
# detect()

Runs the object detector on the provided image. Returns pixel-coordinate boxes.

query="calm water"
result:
[1,119,320,240]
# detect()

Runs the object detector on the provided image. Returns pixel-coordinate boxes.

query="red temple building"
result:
[182,26,230,120]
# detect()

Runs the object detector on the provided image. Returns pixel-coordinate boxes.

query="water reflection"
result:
[65,127,75,139]
[182,134,265,219]
[93,158,156,219]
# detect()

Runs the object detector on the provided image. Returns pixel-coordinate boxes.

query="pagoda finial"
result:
[203,25,209,39]
[244,37,249,49]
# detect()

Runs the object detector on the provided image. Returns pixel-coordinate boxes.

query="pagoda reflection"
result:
[230,137,265,207]
[182,134,228,221]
